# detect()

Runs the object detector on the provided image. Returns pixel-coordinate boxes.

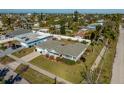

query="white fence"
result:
[0,31,91,46]
[36,32,91,44]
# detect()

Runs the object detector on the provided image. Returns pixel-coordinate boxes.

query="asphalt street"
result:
[111,26,124,84]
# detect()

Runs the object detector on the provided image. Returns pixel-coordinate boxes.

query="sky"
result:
[0,9,124,14]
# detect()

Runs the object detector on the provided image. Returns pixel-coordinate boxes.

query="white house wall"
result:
[20,42,29,48]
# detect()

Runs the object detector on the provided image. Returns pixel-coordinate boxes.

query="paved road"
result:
[111,26,124,84]
[0,63,29,84]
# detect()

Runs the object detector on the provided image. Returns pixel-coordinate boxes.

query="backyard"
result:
[15,64,55,84]
[29,42,103,83]
[12,47,35,58]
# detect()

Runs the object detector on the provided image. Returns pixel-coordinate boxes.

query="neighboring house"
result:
[55,24,61,29]
[87,22,103,30]
[75,26,89,39]
[97,19,104,23]
[15,32,52,48]
[6,28,31,38]
[32,23,40,31]
[36,39,89,62]
[75,31,86,39]
[87,24,96,30]
[39,28,49,33]
[0,35,6,40]
[65,29,73,33]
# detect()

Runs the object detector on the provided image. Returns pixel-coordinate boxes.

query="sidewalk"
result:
[7,53,72,84]
[25,63,72,84]
[91,45,107,71]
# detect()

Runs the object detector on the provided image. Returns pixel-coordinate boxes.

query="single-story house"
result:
[87,23,103,30]
[75,31,87,39]
[15,32,52,48]
[6,28,31,38]
[39,28,49,33]
[36,40,88,62]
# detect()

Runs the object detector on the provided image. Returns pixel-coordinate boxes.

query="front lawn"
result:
[0,44,7,51]
[15,64,55,84]
[0,56,15,65]
[12,47,35,58]
[29,42,103,83]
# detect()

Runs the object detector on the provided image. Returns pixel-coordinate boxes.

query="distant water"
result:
[0,9,124,14]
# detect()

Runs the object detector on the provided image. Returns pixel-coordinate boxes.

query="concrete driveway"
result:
[0,46,24,57]
[20,51,41,62]
[0,50,5,57]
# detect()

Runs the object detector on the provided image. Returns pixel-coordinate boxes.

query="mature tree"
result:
[2,15,11,25]
[90,32,96,41]
[102,14,122,41]
[81,63,98,84]
[60,19,66,35]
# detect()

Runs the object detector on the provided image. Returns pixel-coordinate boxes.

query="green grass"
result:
[29,43,103,83]
[15,64,55,84]
[12,47,35,58]
[97,40,117,84]
[0,56,15,65]
[0,47,6,51]
[0,44,6,51]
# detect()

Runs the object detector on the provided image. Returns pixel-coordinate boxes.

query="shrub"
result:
[81,40,88,44]
[57,57,76,65]
[45,54,49,58]
[67,38,72,41]
[80,56,86,62]
[49,55,54,60]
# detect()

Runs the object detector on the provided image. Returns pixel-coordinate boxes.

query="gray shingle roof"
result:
[7,28,31,37]
[37,40,88,57]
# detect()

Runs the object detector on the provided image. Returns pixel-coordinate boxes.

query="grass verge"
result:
[96,40,117,83]
[15,64,55,84]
